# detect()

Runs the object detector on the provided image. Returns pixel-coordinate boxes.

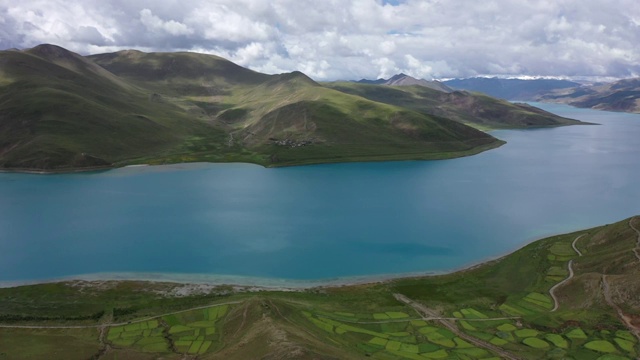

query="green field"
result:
[104,304,229,355]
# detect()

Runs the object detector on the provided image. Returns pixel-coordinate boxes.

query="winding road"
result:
[394,293,521,360]
[549,234,585,312]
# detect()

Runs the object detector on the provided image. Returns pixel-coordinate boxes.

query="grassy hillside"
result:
[211,72,500,165]
[78,47,503,167]
[0,45,508,171]
[91,50,500,160]
[0,216,638,359]
[327,82,587,129]
[0,45,237,170]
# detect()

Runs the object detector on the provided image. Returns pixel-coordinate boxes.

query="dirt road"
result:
[549,234,585,312]
[394,293,521,360]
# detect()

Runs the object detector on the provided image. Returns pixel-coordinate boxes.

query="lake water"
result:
[1,103,639,286]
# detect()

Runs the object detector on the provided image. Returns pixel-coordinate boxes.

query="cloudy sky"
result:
[1,0,639,81]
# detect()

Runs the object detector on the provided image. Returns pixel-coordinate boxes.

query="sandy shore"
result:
[0,271,440,292]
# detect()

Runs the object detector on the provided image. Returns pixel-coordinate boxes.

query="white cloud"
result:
[1,0,639,80]
[140,9,193,36]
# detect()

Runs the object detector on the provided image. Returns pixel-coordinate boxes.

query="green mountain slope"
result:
[208,71,499,165]
[0,45,232,170]
[1,216,638,359]
[88,48,503,166]
[327,82,587,129]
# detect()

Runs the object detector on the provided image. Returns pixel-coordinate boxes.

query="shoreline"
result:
[0,270,442,291]
[0,165,116,175]
[0,140,506,175]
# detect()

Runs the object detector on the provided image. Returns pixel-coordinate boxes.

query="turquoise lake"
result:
[1,103,639,286]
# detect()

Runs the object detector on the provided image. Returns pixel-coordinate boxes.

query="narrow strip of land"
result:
[0,300,244,330]
[549,234,585,312]
[629,217,640,261]
[393,293,521,360]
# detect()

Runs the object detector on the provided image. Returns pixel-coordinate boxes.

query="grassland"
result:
[0,216,639,359]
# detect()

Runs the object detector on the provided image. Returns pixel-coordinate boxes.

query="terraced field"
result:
[304,309,498,359]
[303,305,638,359]
[454,309,638,359]
[106,303,230,356]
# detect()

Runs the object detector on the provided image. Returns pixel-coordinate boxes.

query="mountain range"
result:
[441,76,640,114]
[0,44,586,171]
[537,78,640,113]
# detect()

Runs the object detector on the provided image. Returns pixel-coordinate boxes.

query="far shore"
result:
[0,164,115,175]
[0,139,506,175]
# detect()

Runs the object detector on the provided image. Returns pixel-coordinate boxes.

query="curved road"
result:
[549,234,585,312]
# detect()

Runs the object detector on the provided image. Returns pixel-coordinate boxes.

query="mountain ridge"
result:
[356,73,453,92]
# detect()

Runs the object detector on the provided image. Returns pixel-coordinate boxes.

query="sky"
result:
[1,0,639,81]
